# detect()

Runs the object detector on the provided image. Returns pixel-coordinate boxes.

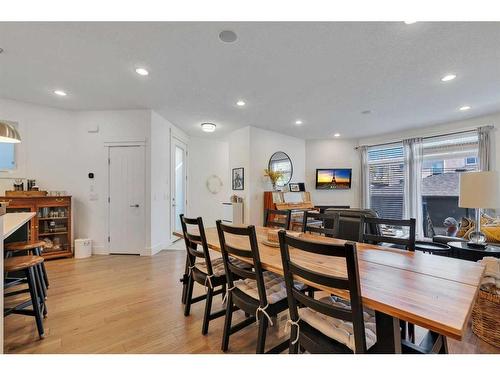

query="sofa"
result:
[324,208,380,242]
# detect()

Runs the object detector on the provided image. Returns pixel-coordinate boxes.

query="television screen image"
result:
[316,169,352,190]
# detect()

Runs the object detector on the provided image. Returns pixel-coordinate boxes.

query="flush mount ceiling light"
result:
[333,133,341,137]
[201,123,216,132]
[459,105,471,111]
[0,121,21,143]
[404,21,417,24]
[441,74,456,82]
[219,30,238,43]
[54,90,67,96]
[135,67,149,76]
[295,120,303,125]
[236,100,246,107]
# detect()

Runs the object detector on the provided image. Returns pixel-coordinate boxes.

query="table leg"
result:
[374,311,402,353]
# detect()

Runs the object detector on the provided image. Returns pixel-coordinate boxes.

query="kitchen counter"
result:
[3,212,36,239]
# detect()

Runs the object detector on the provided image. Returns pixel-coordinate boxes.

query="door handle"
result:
[130,204,140,208]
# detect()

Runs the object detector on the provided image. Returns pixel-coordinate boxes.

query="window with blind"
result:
[421,131,479,237]
[367,143,405,220]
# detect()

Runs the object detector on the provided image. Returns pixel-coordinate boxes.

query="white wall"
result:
[149,111,173,255]
[73,109,151,254]
[248,127,306,225]
[0,98,179,255]
[188,137,229,228]
[306,138,360,208]
[228,127,251,223]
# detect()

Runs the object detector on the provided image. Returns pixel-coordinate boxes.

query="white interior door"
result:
[108,146,145,254]
[171,137,187,240]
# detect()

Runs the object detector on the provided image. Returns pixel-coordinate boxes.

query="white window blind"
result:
[367,143,405,220]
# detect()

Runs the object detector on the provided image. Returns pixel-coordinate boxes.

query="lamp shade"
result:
[459,171,500,209]
[0,121,21,143]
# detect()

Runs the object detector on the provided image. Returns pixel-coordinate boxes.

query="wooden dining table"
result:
[174,226,484,354]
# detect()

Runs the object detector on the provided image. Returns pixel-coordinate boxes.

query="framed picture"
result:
[232,167,244,190]
[289,183,300,192]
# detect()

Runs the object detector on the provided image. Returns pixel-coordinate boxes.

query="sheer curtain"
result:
[359,145,370,209]
[403,137,423,239]
[478,125,494,171]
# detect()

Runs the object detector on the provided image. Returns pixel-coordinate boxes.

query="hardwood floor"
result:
[4,249,499,354]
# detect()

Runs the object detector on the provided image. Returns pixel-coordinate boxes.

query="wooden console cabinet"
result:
[0,196,73,259]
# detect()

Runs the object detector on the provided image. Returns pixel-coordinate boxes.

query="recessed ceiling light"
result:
[361,110,371,115]
[459,105,471,111]
[404,21,417,25]
[295,120,303,125]
[333,133,341,137]
[236,100,246,107]
[219,30,238,43]
[441,74,456,82]
[135,67,149,76]
[201,123,216,133]
[54,90,67,97]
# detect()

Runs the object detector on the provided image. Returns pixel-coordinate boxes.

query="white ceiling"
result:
[1,22,500,139]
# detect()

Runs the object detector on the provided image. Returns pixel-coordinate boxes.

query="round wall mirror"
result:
[268,151,293,187]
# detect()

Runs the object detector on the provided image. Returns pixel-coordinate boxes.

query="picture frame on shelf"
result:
[232,167,244,190]
[289,183,300,192]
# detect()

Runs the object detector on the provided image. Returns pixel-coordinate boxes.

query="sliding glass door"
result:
[420,132,479,237]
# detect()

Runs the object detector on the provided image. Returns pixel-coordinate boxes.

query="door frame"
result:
[106,142,147,254]
[170,135,188,243]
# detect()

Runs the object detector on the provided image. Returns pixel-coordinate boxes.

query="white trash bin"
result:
[75,239,92,259]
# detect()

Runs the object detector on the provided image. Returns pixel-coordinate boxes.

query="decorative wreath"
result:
[206,175,223,194]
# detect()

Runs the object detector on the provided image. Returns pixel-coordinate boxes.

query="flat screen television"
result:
[316,168,352,190]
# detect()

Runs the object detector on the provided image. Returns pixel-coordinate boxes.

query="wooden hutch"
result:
[1,192,73,259]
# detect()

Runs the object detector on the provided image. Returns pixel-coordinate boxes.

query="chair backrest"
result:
[326,208,380,242]
[216,220,268,306]
[359,216,416,251]
[278,230,368,353]
[264,209,291,229]
[180,214,213,275]
[302,211,338,237]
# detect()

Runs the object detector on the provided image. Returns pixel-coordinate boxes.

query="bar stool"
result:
[5,240,49,297]
[4,255,47,339]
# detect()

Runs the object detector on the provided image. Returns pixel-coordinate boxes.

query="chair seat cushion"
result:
[195,257,248,277]
[234,271,303,304]
[298,296,377,352]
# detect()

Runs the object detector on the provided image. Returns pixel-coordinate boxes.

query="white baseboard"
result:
[92,245,109,255]
[145,240,173,256]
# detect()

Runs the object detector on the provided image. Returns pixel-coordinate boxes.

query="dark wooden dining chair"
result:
[216,220,292,354]
[180,214,228,335]
[358,216,416,251]
[264,209,291,230]
[358,216,416,343]
[302,211,338,237]
[278,230,376,353]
